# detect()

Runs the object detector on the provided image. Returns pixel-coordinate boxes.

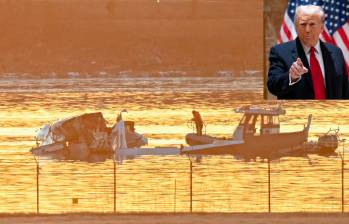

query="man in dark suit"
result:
[267,5,349,99]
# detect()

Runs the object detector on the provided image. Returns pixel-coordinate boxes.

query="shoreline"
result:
[1,212,349,224]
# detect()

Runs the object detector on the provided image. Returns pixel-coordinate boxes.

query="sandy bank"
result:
[0,213,349,224]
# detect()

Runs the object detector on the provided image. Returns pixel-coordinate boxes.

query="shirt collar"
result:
[301,41,321,54]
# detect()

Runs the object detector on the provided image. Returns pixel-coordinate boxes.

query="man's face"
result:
[296,13,324,47]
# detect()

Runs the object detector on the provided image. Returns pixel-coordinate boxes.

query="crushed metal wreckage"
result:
[31,112,148,161]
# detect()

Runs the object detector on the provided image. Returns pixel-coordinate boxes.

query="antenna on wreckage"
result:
[117,109,128,122]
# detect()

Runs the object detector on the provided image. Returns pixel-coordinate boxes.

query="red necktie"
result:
[310,47,326,99]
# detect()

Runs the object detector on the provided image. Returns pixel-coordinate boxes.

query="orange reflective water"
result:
[0,76,348,213]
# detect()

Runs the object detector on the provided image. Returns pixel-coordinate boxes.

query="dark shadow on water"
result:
[31,147,339,164]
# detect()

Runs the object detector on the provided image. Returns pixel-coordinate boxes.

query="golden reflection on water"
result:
[1,77,349,213]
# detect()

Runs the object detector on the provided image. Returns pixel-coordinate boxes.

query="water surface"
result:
[0,74,348,213]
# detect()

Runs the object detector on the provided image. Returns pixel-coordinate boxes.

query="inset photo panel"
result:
[264,0,349,100]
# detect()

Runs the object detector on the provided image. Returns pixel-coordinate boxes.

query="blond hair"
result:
[295,5,325,23]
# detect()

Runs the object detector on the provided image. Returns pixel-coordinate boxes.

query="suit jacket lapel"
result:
[295,38,314,98]
[320,41,335,99]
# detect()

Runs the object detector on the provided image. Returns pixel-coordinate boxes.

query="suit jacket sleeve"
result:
[267,46,294,97]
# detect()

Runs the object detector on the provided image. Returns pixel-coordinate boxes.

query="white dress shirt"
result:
[289,41,326,86]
